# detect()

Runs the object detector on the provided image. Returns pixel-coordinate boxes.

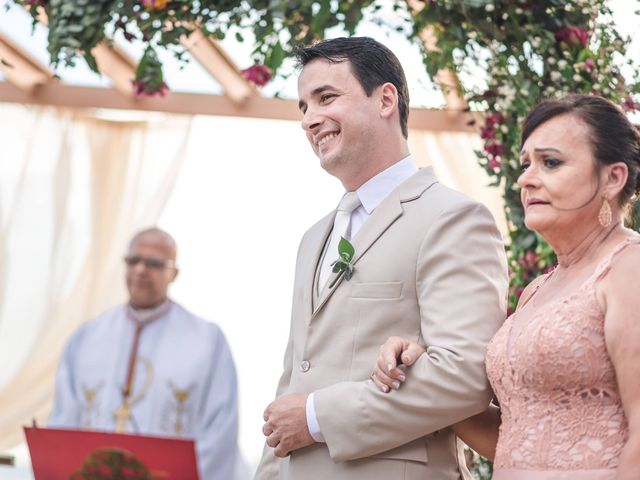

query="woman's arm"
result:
[452,404,500,460]
[601,244,640,480]
[371,336,425,392]
[372,336,501,458]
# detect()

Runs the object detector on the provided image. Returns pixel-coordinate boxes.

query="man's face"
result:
[297,59,379,181]
[125,233,177,309]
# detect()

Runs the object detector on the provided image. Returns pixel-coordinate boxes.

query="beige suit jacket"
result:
[256,168,508,480]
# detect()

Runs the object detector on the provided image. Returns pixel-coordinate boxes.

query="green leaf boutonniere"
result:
[328,237,355,289]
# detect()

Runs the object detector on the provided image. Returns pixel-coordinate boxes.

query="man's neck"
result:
[341,148,411,191]
[127,298,171,324]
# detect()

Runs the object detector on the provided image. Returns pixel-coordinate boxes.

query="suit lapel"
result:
[311,167,438,319]
[303,212,335,322]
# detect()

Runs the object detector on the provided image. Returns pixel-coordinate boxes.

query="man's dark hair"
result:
[296,37,410,138]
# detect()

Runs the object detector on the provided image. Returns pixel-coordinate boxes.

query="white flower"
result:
[496,97,512,110]
[531,37,541,49]
[558,59,568,70]
[468,31,477,40]
[603,87,611,95]
[498,84,516,103]
[502,13,509,20]
[565,4,573,11]
[597,58,605,66]
[500,125,509,134]
[519,88,528,95]
[573,74,582,82]
[515,8,523,15]
[551,71,562,82]
[485,4,495,12]
[548,57,557,65]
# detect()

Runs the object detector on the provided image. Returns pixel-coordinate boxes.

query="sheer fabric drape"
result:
[409,129,507,235]
[0,105,191,449]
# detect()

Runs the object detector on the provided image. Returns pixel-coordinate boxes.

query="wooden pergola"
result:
[0,5,475,133]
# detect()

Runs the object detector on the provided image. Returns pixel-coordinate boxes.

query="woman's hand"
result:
[371,336,426,393]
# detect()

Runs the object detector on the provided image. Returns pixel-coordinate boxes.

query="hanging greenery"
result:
[9,1,640,478]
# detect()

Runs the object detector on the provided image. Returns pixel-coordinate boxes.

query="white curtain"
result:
[408,129,507,236]
[0,104,191,450]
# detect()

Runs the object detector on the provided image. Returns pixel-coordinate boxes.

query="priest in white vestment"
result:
[49,228,249,480]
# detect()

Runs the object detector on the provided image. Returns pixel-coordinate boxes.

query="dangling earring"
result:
[598,196,612,227]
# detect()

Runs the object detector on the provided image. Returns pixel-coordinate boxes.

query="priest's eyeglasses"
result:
[124,255,175,270]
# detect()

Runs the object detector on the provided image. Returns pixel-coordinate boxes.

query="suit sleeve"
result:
[195,325,240,480]
[254,236,306,480]
[314,201,508,461]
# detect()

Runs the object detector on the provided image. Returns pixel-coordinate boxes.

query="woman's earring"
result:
[598,197,612,227]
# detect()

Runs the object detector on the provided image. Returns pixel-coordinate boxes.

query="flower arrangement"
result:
[68,447,154,480]
[409,1,640,316]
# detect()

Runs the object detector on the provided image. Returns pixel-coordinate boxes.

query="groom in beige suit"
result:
[256,37,508,480]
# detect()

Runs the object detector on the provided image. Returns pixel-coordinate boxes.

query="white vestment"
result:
[50,301,244,480]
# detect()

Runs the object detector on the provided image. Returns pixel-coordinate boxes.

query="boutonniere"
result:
[328,237,355,288]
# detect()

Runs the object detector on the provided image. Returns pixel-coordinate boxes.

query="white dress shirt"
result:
[306,155,419,442]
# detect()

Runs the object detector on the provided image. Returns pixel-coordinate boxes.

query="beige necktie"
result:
[318,192,361,292]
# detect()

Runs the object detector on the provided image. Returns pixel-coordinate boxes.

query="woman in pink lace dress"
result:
[371,94,640,479]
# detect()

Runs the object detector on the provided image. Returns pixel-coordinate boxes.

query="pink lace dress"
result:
[486,238,639,480]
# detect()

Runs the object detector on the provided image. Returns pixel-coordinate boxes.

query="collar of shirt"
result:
[355,155,418,215]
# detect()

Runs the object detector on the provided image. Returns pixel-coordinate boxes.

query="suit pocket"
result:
[349,281,403,299]
[370,438,428,464]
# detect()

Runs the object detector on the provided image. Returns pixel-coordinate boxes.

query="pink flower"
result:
[488,158,501,170]
[519,251,539,270]
[131,79,169,97]
[241,64,272,87]
[480,126,495,139]
[485,112,504,127]
[583,59,595,72]
[484,141,504,157]
[98,465,111,475]
[122,467,135,478]
[621,96,640,112]
[555,26,589,48]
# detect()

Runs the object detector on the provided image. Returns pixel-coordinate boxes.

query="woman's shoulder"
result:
[515,272,553,310]
[600,234,640,283]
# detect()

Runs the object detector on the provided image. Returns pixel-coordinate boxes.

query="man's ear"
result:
[379,82,398,120]
[603,162,629,202]
[170,268,179,283]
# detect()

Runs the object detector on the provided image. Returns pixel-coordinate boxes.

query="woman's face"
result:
[517,113,602,234]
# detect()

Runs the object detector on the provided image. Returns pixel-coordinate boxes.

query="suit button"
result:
[300,360,311,372]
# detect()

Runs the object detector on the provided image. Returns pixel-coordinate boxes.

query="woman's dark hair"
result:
[522,94,640,208]
[295,37,410,139]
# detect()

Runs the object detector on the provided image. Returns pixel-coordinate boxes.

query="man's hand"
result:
[262,393,315,457]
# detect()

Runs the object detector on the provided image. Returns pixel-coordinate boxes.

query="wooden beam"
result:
[0,31,53,91]
[180,29,254,105]
[0,81,476,132]
[406,0,467,112]
[91,42,137,96]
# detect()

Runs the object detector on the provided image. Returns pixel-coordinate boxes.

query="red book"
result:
[25,426,199,479]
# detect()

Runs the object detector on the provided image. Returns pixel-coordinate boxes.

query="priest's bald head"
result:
[124,228,179,309]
